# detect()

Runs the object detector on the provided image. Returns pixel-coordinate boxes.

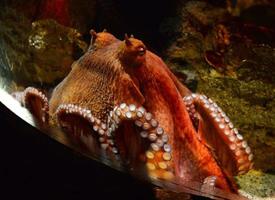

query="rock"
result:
[36,0,97,33]
[237,170,275,198]
[0,8,87,87]
[162,0,275,173]
[1,0,97,33]
[232,0,275,16]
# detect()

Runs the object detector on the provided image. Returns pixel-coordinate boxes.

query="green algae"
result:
[237,170,275,198]
[0,8,87,87]
[163,1,275,173]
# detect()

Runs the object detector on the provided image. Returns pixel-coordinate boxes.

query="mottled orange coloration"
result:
[116,36,237,191]
[18,30,254,197]
[89,29,119,50]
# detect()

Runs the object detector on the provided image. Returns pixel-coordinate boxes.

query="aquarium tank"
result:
[0,0,274,199]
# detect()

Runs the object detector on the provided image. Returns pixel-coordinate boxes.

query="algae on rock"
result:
[0,8,87,87]
[163,1,275,172]
[236,170,275,198]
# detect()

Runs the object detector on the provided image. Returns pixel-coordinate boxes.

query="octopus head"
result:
[119,34,147,67]
[89,29,119,50]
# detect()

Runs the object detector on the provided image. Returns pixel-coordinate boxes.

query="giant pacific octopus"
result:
[14,30,254,194]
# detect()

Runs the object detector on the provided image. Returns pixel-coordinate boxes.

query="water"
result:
[0,1,274,199]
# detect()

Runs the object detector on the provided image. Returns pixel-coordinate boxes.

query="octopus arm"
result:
[113,72,145,106]
[109,73,145,162]
[183,94,253,178]
[133,63,235,191]
[147,51,191,97]
[14,87,49,123]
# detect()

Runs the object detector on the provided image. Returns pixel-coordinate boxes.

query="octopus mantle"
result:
[14,30,253,194]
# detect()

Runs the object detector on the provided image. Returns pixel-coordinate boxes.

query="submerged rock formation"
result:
[162,1,275,173]
[0,8,87,87]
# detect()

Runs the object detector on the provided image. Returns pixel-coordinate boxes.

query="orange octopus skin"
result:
[117,36,237,191]
[16,30,253,195]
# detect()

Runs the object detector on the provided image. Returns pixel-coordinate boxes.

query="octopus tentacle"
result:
[183,94,253,177]
[55,104,110,150]
[183,94,200,129]
[22,87,49,123]
[203,176,217,187]
[108,103,174,180]
[201,176,218,193]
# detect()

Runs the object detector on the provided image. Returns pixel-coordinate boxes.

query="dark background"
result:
[0,104,211,200]
[0,103,158,200]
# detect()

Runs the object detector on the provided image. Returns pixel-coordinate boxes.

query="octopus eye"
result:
[138,47,146,56]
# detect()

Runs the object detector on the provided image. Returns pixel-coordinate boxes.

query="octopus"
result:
[13,30,253,195]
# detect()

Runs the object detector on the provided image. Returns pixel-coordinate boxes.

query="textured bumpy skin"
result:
[50,38,144,121]
[17,30,253,195]
[116,36,238,191]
